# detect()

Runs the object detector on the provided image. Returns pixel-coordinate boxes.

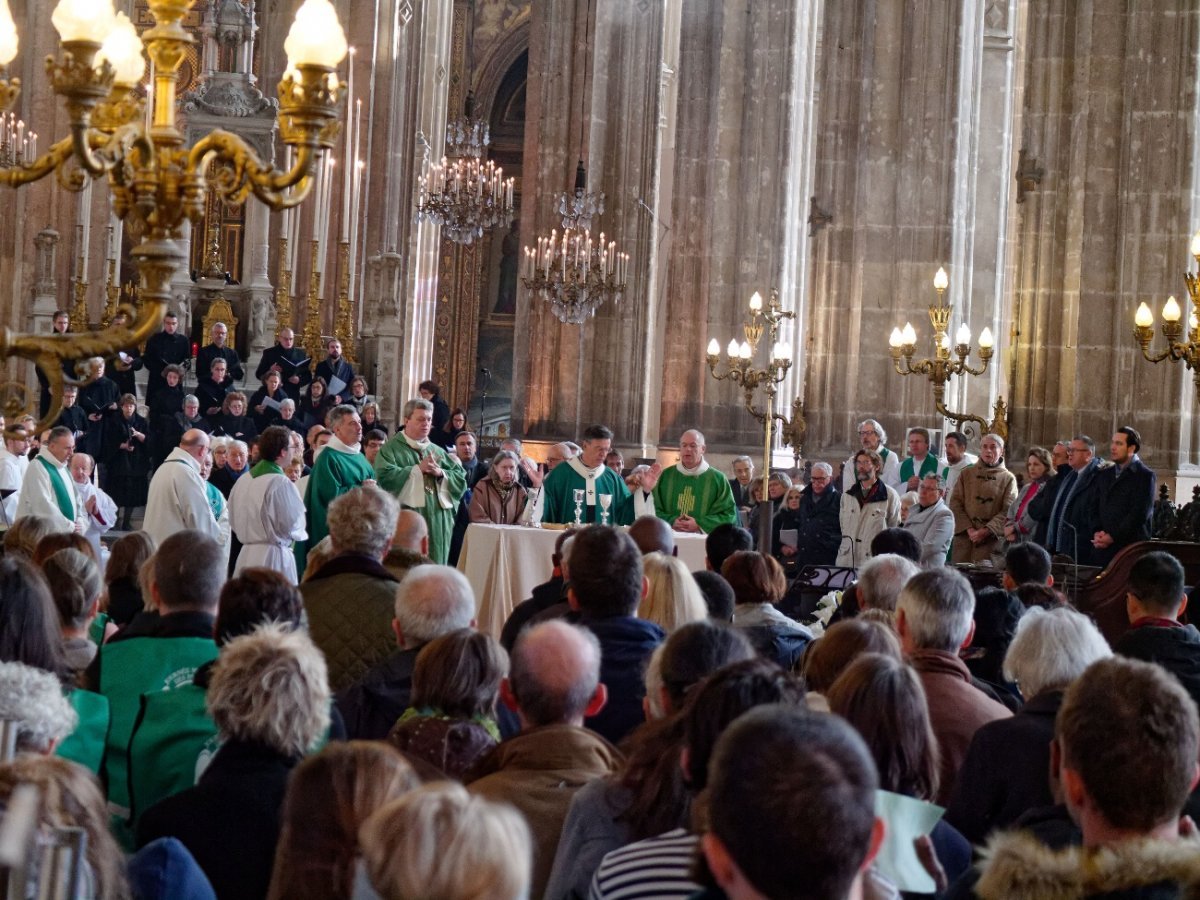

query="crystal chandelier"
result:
[0,111,34,168]
[521,228,628,324]
[557,160,604,231]
[416,156,515,245]
[444,91,489,159]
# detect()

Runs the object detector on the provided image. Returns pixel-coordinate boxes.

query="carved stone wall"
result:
[1008,1,1200,478]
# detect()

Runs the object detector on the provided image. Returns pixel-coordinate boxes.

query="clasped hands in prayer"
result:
[633,463,700,532]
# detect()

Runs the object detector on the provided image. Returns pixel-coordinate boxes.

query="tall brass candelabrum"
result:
[706,289,806,549]
[0,0,348,434]
[334,239,356,365]
[1133,230,1200,401]
[301,239,325,365]
[888,267,1008,442]
[274,236,293,332]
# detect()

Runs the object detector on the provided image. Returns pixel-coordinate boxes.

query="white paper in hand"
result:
[872,789,946,894]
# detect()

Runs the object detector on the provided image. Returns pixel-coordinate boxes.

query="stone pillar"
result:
[1007,0,1200,487]
[654,0,806,451]
[514,0,678,448]
[803,0,987,464]
[31,228,61,330]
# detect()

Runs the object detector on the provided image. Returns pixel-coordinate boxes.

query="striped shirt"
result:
[589,828,701,900]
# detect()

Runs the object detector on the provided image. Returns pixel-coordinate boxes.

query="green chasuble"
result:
[898,454,940,485]
[373,435,467,565]
[651,464,737,534]
[542,460,634,525]
[300,445,375,572]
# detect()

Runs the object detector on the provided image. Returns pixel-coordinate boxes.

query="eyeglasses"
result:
[857,430,876,437]
[1068,447,1088,454]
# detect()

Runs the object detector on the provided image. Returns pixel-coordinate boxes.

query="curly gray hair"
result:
[327,485,400,558]
[207,623,331,757]
[0,661,78,752]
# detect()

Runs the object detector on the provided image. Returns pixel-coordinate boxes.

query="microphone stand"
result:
[478,368,491,437]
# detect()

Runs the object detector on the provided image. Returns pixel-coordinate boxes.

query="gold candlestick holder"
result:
[301,239,325,364]
[70,279,89,329]
[333,239,356,365]
[101,259,119,327]
[274,235,293,331]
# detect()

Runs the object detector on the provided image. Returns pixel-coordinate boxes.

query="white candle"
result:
[341,49,354,242]
[78,176,93,280]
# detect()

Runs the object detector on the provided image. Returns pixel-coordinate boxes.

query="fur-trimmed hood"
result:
[976,830,1200,899]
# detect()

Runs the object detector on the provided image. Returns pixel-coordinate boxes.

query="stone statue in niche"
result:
[249,294,272,349]
[494,223,518,316]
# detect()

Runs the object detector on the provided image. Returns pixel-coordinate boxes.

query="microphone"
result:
[1062,520,1081,604]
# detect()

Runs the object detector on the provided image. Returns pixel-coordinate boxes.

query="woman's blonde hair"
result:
[0,756,130,900]
[267,742,420,900]
[638,552,707,632]
[359,782,531,900]
[207,623,331,757]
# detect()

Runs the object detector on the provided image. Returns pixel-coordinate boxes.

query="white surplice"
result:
[143,447,221,546]
[73,477,118,561]
[0,447,27,525]
[16,449,87,534]
[229,469,307,583]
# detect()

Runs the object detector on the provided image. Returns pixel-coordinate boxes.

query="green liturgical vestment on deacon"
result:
[542,459,635,525]
[650,464,737,534]
[374,434,467,564]
[899,454,940,485]
[299,440,376,573]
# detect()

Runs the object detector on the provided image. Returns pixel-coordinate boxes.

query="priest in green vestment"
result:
[898,426,940,491]
[638,429,737,534]
[374,398,467,564]
[300,405,375,572]
[542,424,636,525]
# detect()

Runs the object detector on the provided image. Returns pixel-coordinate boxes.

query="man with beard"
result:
[315,338,356,405]
[842,418,901,491]
[837,449,900,567]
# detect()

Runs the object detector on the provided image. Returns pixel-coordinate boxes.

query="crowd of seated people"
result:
[2,361,1195,900]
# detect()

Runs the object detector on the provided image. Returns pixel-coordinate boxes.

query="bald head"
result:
[393,510,429,553]
[629,515,676,557]
[180,429,210,462]
[545,442,578,471]
[506,621,604,728]
[679,429,706,469]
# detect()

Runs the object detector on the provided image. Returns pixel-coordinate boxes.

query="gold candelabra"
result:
[1134,230,1200,400]
[706,288,806,545]
[274,235,293,332]
[101,258,119,327]
[301,239,325,364]
[70,279,89,330]
[334,239,356,365]
[888,267,1008,442]
[0,0,347,433]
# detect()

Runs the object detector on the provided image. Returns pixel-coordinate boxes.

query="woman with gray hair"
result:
[945,605,1111,845]
[469,449,544,525]
[136,623,331,899]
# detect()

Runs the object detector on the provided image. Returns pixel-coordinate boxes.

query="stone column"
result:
[654,0,806,451]
[803,0,984,463]
[1008,0,1200,486]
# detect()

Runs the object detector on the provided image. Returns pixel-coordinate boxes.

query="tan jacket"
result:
[467,723,622,898]
[948,463,1017,564]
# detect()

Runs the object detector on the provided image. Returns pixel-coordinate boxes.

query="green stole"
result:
[251,460,283,478]
[37,456,73,520]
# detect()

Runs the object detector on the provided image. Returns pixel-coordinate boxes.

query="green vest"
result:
[126,683,220,832]
[99,636,218,844]
[56,689,109,775]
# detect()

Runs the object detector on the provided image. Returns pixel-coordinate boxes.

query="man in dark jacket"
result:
[566,525,664,744]
[1115,550,1200,709]
[195,321,243,389]
[336,564,475,740]
[143,311,191,403]
[255,327,312,402]
[791,462,841,564]
[315,337,356,403]
[1090,426,1156,567]
[1038,435,1104,564]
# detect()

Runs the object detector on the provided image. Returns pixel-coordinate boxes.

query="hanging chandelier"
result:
[556,160,604,231]
[444,90,489,159]
[415,155,514,245]
[521,227,628,324]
